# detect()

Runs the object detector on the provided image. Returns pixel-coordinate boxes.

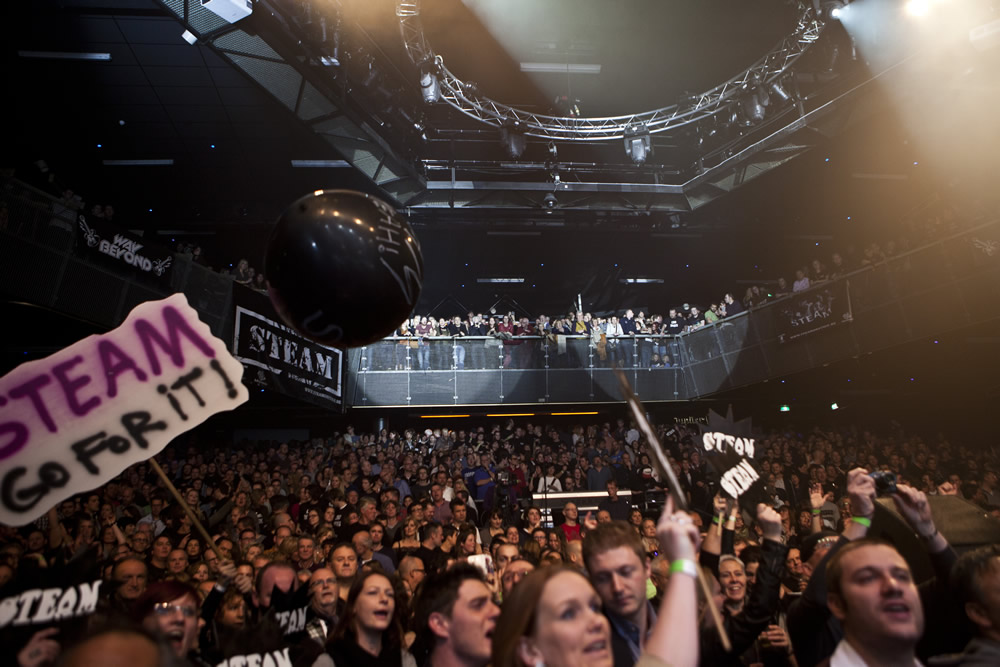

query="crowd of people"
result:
[2,416,999,667]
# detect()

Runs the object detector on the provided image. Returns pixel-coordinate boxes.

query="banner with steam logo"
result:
[775,281,852,343]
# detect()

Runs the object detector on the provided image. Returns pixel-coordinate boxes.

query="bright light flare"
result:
[905,0,931,17]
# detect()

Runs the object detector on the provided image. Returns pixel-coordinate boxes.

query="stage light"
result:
[740,92,766,124]
[779,405,791,412]
[905,0,930,17]
[419,63,441,103]
[769,79,793,104]
[624,125,652,165]
[501,124,526,158]
[543,193,558,211]
[831,402,840,410]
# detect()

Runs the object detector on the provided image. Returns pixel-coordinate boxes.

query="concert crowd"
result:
[2,417,999,667]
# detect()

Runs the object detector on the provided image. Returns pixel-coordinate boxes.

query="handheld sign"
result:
[0,293,249,526]
[699,407,770,513]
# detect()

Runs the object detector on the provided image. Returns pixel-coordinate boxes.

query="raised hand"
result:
[846,468,876,518]
[892,484,936,537]
[756,504,783,542]
[809,483,833,510]
[17,628,60,667]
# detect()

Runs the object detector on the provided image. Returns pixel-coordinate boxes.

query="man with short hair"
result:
[111,556,149,609]
[588,456,614,492]
[560,502,583,542]
[412,563,499,667]
[416,522,445,575]
[328,543,359,611]
[399,555,427,596]
[297,535,321,572]
[825,539,925,666]
[566,540,585,572]
[583,520,655,666]
[306,567,338,643]
[431,484,453,525]
[789,469,956,667]
[599,479,632,522]
[137,496,167,536]
[500,557,534,598]
[352,529,395,574]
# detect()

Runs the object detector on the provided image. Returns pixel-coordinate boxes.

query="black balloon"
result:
[265,189,423,349]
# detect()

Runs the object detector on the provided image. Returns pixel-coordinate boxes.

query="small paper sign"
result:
[0,293,249,526]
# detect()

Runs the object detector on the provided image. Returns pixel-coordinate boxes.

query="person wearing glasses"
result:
[135,580,201,660]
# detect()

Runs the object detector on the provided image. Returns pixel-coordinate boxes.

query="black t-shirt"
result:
[413,545,444,575]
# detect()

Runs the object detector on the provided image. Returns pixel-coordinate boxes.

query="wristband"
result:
[920,529,939,542]
[713,516,722,525]
[811,509,821,515]
[850,516,872,528]
[669,559,698,579]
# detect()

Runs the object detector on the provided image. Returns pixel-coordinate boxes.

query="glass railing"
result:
[4,177,999,408]
[357,335,682,372]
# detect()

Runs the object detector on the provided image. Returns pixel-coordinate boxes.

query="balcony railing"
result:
[3,177,999,409]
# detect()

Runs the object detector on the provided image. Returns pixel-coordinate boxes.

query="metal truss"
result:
[398,0,827,141]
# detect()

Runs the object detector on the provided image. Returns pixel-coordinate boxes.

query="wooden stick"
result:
[613,367,732,653]
[149,458,225,561]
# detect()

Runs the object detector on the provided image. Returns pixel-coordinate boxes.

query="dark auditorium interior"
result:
[2,1,1000,666]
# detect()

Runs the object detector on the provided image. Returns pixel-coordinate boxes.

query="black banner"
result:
[232,286,343,409]
[775,280,853,343]
[75,215,173,281]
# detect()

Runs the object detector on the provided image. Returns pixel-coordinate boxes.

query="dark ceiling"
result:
[3,0,998,317]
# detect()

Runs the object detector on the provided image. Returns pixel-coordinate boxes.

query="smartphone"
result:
[468,554,495,577]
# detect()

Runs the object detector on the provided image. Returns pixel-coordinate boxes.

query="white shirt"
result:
[537,476,562,493]
[829,639,922,667]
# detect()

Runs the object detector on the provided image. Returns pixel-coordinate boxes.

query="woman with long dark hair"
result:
[323,570,416,667]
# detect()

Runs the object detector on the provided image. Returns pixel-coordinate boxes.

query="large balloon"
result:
[265,189,423,349]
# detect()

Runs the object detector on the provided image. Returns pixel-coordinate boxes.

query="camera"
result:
[869,470,897,496]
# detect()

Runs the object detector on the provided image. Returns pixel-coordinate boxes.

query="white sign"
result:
[0,293,248,526]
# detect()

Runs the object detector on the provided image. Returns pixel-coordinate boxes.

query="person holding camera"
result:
[787,468,958,666]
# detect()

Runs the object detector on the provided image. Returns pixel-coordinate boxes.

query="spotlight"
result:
[817,0,847,20]
[542,193,558,212]
[623,125,652,165]
[740,93,766,124]
[419,60,441,104]
[769,79,793,104]
[500,124,527,159]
